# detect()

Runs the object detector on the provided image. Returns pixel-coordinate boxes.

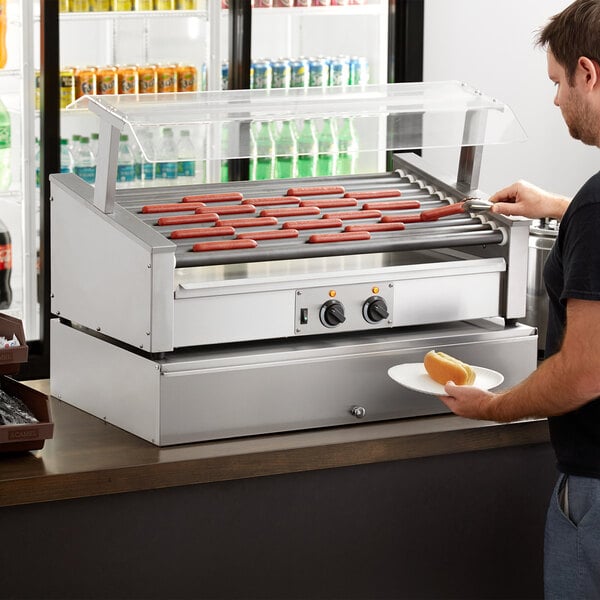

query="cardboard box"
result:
[0,314,54,452]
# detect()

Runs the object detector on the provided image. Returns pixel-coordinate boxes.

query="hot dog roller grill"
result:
[50,83,537,445]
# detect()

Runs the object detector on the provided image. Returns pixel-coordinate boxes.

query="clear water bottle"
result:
[117,134,135,187]
[89,132,99,162]
[60,138,74,174]
[140,131,155,184]
[317,117,337,177]
[220,123,229,183]
[275,120,297,179]
[68,134,80,160]
[254,121,275,181]
[155,127,178,183]
[73,136,96,184]
[129,135,142,182]
[0,97,11,191]
[297,119,317,178]
[177,129,197,183]
[336,117,359,175]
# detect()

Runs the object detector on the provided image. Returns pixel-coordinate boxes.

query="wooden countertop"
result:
[0,380,550,508]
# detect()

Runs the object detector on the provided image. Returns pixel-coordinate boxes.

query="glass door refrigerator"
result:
[0,0,39,373]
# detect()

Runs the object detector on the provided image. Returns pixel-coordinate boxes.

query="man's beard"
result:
[565,88,600,146]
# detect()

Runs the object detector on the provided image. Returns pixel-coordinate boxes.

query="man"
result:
[438,0,600,596]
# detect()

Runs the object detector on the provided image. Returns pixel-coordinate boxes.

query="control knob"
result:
[320,299,346,328]
[363,295,389,323]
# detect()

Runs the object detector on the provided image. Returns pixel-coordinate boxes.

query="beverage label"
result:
[90,0,111,9]
[117,164,135,182]
[74,165,97,184]
[113,0,133,9]
[0,244,12,270]
[155,0,174,8]
[156,162,177,179]
[136,0,154,8]
[176,0,196,7]
[0,125,10,150]
[178,160,196,177]
[142,162,155,180]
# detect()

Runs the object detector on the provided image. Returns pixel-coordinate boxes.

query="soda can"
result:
[118,65,139,94]
[75,66,97,98]
[221,61,229,90]
[290,59,308,88]
[97,66,118,95]
[156,64,177,93]
[349,56,369,85]
[177,64,198,92]
[135,0,154,8]
[271,59,290,89]
[331,58,350,87]
[274,0,293,5]
[138,65,157,94]
[255,0,273,6]
[295,0,311,5]
[59,0,69,11]
[176,0,196,7]
[70,0,90,11]
[221,0,229,8]
[112,0,133,9]
[60,69,76,108]
[35,70,41,110]
[252,60,272,90]
[308,58,328,88]
[90,0,111,9]
[312,0,331,5]
[154,0,174,8]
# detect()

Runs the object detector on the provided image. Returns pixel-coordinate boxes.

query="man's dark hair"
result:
[537,0,600,84]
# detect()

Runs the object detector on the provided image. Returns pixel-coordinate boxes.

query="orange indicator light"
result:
[329,290,337,298]
[372,286,380,294]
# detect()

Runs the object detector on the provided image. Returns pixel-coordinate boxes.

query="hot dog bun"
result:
[423,350,476,386]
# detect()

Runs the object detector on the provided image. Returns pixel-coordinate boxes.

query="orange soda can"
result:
[138,64,157,94]
[117,64,139,94]
[97,66,118,94]
[176,64,198,92]
[156,64,177,93]
[75,66,97,98]
[60,68,76,108]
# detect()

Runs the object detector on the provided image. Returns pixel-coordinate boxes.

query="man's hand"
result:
[489,180,570,220]
[438,383,501,421]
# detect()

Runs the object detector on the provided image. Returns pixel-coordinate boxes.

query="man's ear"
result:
[577,56,600,89]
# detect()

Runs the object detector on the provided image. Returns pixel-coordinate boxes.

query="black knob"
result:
[321,300,346,327]
[363,296,389,323]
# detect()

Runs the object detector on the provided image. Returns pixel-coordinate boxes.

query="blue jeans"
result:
[544,473,600,598]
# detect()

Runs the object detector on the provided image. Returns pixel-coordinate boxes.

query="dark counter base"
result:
[1,441,555,600]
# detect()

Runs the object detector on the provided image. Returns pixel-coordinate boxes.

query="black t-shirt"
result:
[544,170,600,478]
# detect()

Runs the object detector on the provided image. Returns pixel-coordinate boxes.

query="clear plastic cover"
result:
[68,81,527,162]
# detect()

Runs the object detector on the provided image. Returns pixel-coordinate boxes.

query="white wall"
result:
[423,0,599,198]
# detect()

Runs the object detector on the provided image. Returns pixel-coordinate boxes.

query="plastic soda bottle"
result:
[254,121,275,181]
[177,129,197,183]
[0,0,7,70]
[155,127,178,182]
[336,117,358,175]
[317,118,337,177]
[117,134,135,186]
[73,136,96,183]
[296,119,317,178]
[275,121,297,179]
[68,134,80,159]
[0,217,12,309]
[0,97,10,190]
[60,138,74,174]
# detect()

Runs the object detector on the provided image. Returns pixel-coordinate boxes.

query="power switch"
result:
[300,308,309,325]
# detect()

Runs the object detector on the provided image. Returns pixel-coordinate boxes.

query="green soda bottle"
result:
[296,119,317,178]
[316,118,337,177]
[337,117,359,175]
[254,121,275,181]
[275,121,297,179]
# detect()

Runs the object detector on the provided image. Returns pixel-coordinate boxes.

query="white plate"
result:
[388,362,504,395]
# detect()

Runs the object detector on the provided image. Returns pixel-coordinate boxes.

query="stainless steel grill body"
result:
[49,153,537,445]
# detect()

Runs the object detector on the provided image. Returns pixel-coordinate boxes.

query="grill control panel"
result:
[294,283,394,335]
